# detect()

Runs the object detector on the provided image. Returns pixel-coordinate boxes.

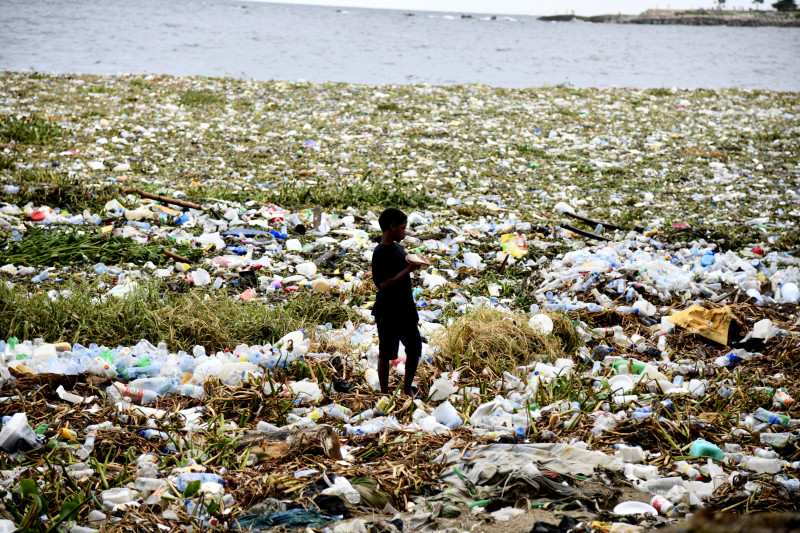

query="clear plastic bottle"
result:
[714,352,742,368]
[591,288,612,307]
[657,331,667,352]
[754,447,780,459]
[591,326,624,339]
[364,368,381,391]
[755,407,790,426]
[745,457,782,473]
[773,391,795,409]
[70,526,98,533]
[76,431,96,460]
[141,429,169,440]
[101,487,136,506]
[181,384,206,400]
[644,476,684,492]
[675,461,700,480]
[135,477,168,492]
[593,345,614,358]
[86,421,113,431]
[759,433,791,447]
[774,475,800,493]
[174,473,226,492]
[128,377,179,395]
[108,383,159,405]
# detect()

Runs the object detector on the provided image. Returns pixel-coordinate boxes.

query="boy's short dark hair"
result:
[378,208,407,231]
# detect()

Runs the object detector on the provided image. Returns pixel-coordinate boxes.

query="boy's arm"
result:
[378,263,420,290]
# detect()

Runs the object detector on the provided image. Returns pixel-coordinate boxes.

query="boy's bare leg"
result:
[403,355,419,395]
[378,359,390,394]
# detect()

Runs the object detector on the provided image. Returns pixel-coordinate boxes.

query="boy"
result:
[371,208,421,397]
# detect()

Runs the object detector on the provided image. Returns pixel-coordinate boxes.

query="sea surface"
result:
[1,0,798,89]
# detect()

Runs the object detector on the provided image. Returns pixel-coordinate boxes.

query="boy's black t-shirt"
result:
[371,243,418,324]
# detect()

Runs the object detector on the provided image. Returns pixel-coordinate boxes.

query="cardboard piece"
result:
[666,304,734,345]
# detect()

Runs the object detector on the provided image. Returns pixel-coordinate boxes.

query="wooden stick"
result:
[313,249,337,266]
[497,253,509,274]
[414,232,446,241]
[163,250,194,264]
[124,188,203,210]
[562,210,643,233]
[557,224,611,242]
[312,206,322,230]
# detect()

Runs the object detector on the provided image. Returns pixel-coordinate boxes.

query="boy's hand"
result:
[378,263,421,290]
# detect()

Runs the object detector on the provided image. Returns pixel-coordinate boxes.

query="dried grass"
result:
[432,308,578,378]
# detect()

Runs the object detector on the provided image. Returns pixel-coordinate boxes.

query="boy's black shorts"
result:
[376,318,421,361]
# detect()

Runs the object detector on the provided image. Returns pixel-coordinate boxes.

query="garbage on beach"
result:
[0,72,799,531]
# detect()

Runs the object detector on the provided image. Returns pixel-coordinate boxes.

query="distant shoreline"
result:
[539,9,800,27]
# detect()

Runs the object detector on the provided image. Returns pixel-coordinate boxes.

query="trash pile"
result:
[0,72,798,532]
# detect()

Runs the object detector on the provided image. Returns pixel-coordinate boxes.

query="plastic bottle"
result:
[675,461,701,480]
[644,476,684,492]
[714,352,742,368]
[755,407,790,426]
[31,271,50,283]
[759,433,791,447]
[657,331,667,352]
[590,326,624,339]
[364,368,381,391]
[591,288,612,307]
[774,475,800,493]
[781,282,800,304]
[101,487,136,506]
[86,421,113,432]
[76,431,97,460]
[182,383,206,400]
[688,378,707,398]
[633,299,656,317]
[135,477,168,492]
[773,391,795,409]
[108,383,159,405]
[754,447,780,459]
[141,429,169,440]
[666,503,690,518]
[593,345,614,358]
[128,377,180,395]
[612,395,638,406]
[137,454,160,477]
[744,457,782,473]
[650,495,674,515]
[87,357,117,377]
[174,473,226,492]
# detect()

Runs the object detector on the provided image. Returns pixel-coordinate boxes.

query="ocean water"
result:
[1,0,798,89]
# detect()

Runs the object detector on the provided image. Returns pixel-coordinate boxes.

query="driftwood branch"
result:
[124,188,203,210]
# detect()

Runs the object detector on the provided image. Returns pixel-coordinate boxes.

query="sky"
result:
[248,0,769,16]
